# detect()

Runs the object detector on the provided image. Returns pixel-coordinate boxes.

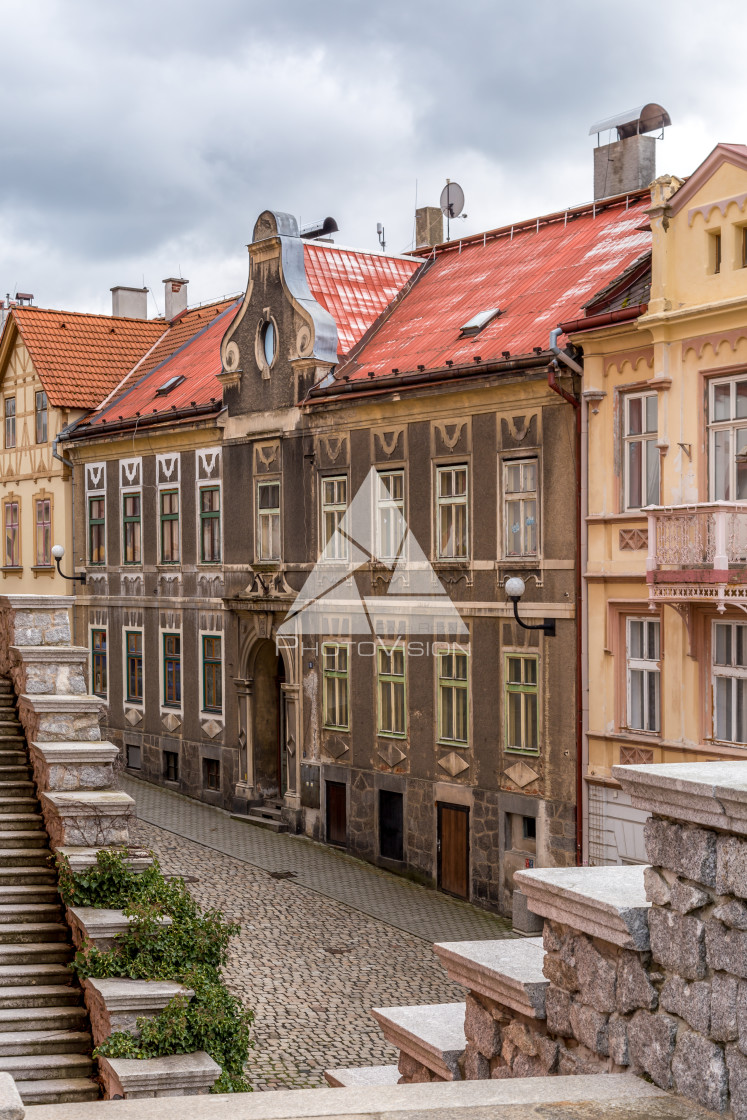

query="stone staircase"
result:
[0,676,98,1105]
[233,798,288,833]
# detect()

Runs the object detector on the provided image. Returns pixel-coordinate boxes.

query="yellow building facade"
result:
[576,144,747,863]
[0,324,83,593]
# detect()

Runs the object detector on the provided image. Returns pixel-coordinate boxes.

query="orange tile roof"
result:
[8,307,167,410]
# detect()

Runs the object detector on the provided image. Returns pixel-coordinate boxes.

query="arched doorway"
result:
[251,640,286,798]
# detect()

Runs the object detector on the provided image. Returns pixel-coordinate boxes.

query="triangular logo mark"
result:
[278,467,468,639]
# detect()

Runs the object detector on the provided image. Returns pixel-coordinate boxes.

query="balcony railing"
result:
[647,503,747,575]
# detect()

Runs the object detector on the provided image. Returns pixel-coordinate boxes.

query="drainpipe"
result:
[52,416,84,644]
[546,334,583,868]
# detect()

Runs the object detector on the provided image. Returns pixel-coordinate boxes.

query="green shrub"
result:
[59,850,252,1092]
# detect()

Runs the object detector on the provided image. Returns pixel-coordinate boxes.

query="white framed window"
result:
[713,620,747,744]
[623,392,659,510]
[503,458,538,557]
[709,375,747,501]
[436,464,468,559]
[376,470,405,560]
[626,617,660,733]
[257,480,280,561]
[321,476,348,559]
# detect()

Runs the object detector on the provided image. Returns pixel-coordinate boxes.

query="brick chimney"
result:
[163,277,189,321]
[415,207,443,249]
[111,286,148,319]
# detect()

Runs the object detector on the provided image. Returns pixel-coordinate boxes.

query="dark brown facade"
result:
[67,209,579,916]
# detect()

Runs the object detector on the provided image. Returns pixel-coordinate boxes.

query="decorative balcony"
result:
[646,503,747,607]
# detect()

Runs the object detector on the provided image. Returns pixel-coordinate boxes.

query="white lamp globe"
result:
[505,576,526,600]
[51,544,65,560]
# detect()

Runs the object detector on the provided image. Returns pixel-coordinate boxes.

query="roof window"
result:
[459,308,502,337]
[155,375,186,397]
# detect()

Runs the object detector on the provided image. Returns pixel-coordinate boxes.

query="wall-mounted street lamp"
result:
[505,576,555,637]
[51,544,86,586]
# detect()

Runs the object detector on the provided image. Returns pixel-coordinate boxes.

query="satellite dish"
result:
[440,181,465,219]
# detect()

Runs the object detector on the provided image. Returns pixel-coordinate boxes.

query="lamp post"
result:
[505,576,555,637]
[51,544,86,586]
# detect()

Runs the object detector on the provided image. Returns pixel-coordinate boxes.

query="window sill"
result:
[31,565,55,576]
[0,567,23,577]
[501,558,540,567]
[323,726,349,734]
[432,559,471,568]
[504,747,541,756]
[378,733,407,741]
[201,710,224,718]
[438,740,470,750]
[253,561,281,570]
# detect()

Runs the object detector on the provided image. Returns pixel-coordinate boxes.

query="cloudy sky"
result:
[2,0,746,315]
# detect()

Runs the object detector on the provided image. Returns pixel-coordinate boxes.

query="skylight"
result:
[459,308,502,337]
[155,375,186,397]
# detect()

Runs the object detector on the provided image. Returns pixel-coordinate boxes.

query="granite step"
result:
[0,848,52,866]
[0,767,33,783]
[0,831,49,849]
[0,1029,92,1056]
[0,984,81,1008]
[0,885,60,906]
[0,942,72,965]
[231,811,288,833]
[0,963,74,986]
[325,1066,401,1088]
[0,866,56,886]
[0,798,39,813]
[0,751,29,764]
[0,1004,88,1034]
[0,1050,93,1080]
[0,781,35,798]
[0,904,62,924]
[433,938,548,1019]
[0,814,45,831]
[17,1077,99,1105]
[0,922,70,944]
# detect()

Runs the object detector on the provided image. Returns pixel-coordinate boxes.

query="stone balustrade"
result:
[371,1004,466,1082]
[29,742,119,793]
[83,978,194,1047]
[68,907,172,952]
[97,1051,221,1099]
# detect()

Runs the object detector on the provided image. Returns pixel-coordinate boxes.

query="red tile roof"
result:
[85,300,240,429]
[6,307,166,409]
[302,243,420,355]
[93,298,239,413]
[331,191,652,384]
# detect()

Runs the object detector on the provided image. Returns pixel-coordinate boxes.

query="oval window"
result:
[262,321,276,367]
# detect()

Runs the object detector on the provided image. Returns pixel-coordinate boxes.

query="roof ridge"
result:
[10,305,160,326]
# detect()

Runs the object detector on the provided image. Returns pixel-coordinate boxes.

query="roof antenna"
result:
[377,223,386,252]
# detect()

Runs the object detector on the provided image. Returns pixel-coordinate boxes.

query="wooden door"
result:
[326,781,347,846]
[438,803,469,899]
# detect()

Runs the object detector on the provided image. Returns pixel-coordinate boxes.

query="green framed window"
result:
[436,465,468,559]
[91,629,107,699]
[160,489,180,563]
[163,633,181,708]
[323,643,349,730]
[257,480,280,561]
[438,648,469,744]
[125,631,143,703]
[199,486,220,563]
[377,645,406,737]
[321,476,348,558]
[88,497,105,565]
[35,390,47,444]
[505,653,539,754]
[202,635,222,713]
[122,493,141,564]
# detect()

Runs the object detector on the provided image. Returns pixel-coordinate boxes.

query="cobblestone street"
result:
[125,776,513,1091]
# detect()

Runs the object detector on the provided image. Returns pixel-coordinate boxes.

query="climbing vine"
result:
[58,849,253,1093]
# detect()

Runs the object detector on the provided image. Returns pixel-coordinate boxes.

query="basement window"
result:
[155,375,186,397]
[459,308,502,337]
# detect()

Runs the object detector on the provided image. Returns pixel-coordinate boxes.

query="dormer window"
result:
[155,375,186,397]
[459,308,502,338]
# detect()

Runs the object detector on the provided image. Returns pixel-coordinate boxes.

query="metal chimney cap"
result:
[589,103,671,140]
